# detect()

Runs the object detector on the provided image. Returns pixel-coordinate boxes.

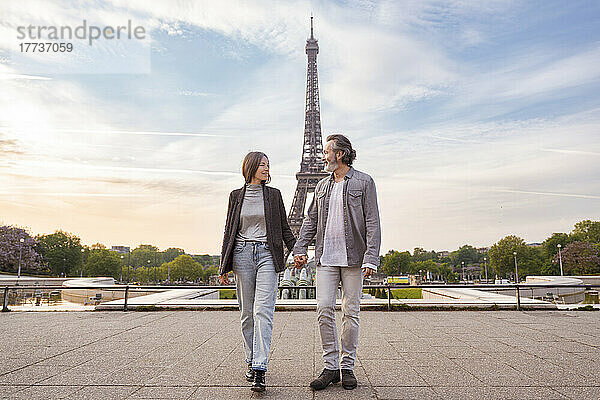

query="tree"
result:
[450,245,480,267]
[36,230,83,276]
[165,255,202,282]
[131,244,160,269]
[413,248,438,262]
[381,250,411,276]
[85,249,121,279]
[571,220,600,244]
[0,225,44,274]
[553,241,600,275]
[488,235,527,278]
[542,232,573,260]
[163,248,185,263]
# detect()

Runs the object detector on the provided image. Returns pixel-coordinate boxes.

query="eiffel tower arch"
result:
[288,17,329,238]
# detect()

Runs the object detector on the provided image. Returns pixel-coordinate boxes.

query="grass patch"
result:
[363,288,422,299]
[219,289,237,300]
[391,288,422,299]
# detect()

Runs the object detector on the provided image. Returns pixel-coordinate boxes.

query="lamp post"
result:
[120,255,124,283]
[461,261,465,282]
[147,260,150,284]
[557,244,564,276]
[127,251,130,283]
[17,238,24,280]
[484,257,488,284]
[80,248,85,277]
[513,251,519,284]
[167,262,171,283]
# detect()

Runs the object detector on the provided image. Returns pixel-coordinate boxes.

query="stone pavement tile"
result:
[374,386,440,400]
[8,384,83,399]
[313,384,377,399]
[35,352,94,368]
[396,351,457,368]
[413,366,481,387]
[0,365,68,385]
[96,366,168,385]
[554,386,600,399]
[65,385,141,399]
[189,386,254,399]
[249,386,313,400]
[358,345,399,361]
[512,364,589,387]
[430,345,488,359]
[433,386,568,399]
[146,368,211,386]
[361,360,426,387]
[265,360,314,387]
[127,385,195,399]
[461,359,533,386]
[0,385,28,398]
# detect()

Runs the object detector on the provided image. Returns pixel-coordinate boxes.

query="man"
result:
[294,134,381,390]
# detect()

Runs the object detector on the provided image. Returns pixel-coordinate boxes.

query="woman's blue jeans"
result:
[232,241,278,372]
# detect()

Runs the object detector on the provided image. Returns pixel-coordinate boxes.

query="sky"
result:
[0,0,599,255]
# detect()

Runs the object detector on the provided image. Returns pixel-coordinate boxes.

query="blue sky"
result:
[1,0,599,254]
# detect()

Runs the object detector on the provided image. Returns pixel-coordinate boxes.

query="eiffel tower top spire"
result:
[287,16,330,237]
[300,16,324,173]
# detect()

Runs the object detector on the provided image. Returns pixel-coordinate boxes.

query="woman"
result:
[219,151,296,392]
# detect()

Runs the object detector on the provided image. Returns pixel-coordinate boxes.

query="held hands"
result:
[362,267,375,278]
[294,255,308,269]
[219,273,230,285]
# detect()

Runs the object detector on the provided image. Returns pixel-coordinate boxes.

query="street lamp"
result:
[17,238,24,280]
[80,248,85,277]
[147,260,151,284]
[120,255,124,282]
[513,251,519,284]
[484,257,488,284]
[557,244,564,276]
[127,251,130,283]
[461,261,465,282]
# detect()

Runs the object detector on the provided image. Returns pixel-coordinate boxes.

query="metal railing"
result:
[2,283,599,312]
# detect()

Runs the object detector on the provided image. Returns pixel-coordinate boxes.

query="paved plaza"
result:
[1,310,599,399]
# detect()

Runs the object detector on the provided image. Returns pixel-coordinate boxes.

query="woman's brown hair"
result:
[241,152,271,184]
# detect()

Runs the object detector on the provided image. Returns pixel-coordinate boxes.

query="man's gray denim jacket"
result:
[293,167,381,269]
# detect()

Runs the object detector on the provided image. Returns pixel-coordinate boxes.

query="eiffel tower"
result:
[288,16,330,237]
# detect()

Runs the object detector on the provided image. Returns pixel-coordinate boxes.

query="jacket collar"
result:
[328,166,355,181]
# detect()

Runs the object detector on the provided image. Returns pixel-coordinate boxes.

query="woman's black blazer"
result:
[219,184,296,275]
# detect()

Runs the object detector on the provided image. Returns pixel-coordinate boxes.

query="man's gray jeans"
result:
[316,265,363,370]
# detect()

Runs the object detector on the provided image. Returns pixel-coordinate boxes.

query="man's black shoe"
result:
[251,370,266,392]
[245,364,255,382]
[310,368,340,390]
[341,369,357,390]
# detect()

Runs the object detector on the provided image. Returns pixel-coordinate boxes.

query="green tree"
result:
[450,245,480,266]
[381,250,411,276]
[571,220,600,244]
[36,230,83,276]
[166,255,202,282]
[542,232,574,260]
[162,248,185,263]
[488,236,543,280]
[85,249,121,278]
[131,244,160,269]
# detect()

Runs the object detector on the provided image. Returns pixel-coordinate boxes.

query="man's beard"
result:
[324,159,338,172]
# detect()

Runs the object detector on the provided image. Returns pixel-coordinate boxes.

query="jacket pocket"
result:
[348,190,363,205]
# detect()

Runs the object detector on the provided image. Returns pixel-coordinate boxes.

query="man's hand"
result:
[294,255,308,269]
[219,273,230,285]
[362,267,375,278]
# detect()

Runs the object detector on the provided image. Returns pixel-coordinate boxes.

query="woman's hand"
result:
[219,273,230,285]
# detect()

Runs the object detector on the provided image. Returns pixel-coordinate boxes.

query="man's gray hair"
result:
[326,134,356,166]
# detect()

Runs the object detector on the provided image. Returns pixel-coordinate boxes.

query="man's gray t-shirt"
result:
[235,184,267,242]
[320,180,348,267]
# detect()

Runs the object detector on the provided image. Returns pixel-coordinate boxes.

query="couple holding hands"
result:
[219,134,381,392]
